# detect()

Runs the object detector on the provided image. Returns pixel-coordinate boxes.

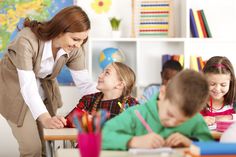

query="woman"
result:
[0,6,97,156]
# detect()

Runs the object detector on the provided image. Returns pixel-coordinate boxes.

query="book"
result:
[190,8,199,37]
[200,10,212,37]
[193,10,204,38]
[197,10,207,38]
[197,56,204,71]
[179,54,184,67]
[190,142,236,156]
[162,54,172,65]
[185,151,236,157]
[190,55,199,71]
[129,147,173,155]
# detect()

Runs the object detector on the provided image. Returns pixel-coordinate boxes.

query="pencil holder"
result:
[78,132,101,157]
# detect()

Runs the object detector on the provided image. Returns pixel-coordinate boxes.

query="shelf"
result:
[86,0,236,96]
[90,38,185,42]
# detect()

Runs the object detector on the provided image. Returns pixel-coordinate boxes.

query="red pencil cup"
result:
[78,133,102,157]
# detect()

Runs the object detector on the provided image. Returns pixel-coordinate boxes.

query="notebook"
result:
[129,147,173,155]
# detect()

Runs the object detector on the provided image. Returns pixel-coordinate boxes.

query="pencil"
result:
[134,110,153,133]
[73,115,83,133]
[118,102,125,111]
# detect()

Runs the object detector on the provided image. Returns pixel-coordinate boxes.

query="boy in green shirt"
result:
[102,69,213,150]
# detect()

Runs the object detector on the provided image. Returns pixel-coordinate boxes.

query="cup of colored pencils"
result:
[73,109,110,157]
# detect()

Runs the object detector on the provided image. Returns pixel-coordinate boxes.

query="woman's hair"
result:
[203,56,235,104]
[165,69,209,117]
[111,62,136,97]
[21,6,90,44]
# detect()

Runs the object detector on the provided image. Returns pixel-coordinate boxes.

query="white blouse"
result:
[17,40,97,120]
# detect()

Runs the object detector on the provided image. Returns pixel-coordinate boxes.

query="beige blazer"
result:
[0,28,86,126]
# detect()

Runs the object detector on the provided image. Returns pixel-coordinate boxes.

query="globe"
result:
[99,47,125,69]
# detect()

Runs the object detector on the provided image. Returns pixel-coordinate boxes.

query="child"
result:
[65,62,138,127]
[139,60,183,103]
[200,56,236,126]
[102,70,213,150]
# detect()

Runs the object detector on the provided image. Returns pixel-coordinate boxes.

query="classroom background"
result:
[0,0,236,156]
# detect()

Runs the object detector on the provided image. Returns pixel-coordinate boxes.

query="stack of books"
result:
[190,55,206,72]
[190,9,212,38]
[162,54,184,67]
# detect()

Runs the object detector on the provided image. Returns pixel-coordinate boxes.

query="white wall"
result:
[0,115,19,157]
[0,86,79,156]
[77,0,132,38]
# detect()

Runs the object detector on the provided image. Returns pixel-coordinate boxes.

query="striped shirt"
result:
[201,104,236,116]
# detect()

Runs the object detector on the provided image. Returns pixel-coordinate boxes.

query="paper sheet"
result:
[128,147,173,155]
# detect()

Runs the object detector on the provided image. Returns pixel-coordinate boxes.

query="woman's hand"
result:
[128,132,165,149]
[165,132,192,147]
[38,113,67,129]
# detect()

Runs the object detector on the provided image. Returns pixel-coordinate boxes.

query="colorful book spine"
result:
[178,55,184,67]
[200,10,212,37]
[171,55,180,62]
[197,56,204,71]
[197,10,207,38]
[162,54,172,65]
[162,54,184,67]
[193,10,204,38]
[190,9,199,37]
[190,55,199,71]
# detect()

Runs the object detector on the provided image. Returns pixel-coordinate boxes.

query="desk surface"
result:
[43,128,77,141]
[56,149,186,157]
[43,128,222,141]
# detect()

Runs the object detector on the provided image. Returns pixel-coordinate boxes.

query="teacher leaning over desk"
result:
[0,6,97,157]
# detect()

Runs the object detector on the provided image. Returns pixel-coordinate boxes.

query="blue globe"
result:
[99,47,125,69]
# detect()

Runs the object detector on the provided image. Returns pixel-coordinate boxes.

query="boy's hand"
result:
[165,132,192,147]
[204,116,215,125]
[38,113,67,129]
[128,132,165,149]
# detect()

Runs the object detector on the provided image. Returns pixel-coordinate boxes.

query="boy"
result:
[139,60,183,104]
[102,70,213,150]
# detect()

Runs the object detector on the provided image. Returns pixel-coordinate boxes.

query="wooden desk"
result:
[56,149,186,157]
[211,130,223,140]
[43,128,78,157]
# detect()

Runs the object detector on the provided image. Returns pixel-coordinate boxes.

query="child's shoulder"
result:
[125,95,139,106]
[189,113,205,123]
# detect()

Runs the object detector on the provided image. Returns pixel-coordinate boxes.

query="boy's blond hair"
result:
[111,62,136,97]
[165,69,209,117]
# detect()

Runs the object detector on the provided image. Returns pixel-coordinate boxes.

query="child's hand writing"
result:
[128,132,165,148]
[165,132,192,147]
[204,116,215,125]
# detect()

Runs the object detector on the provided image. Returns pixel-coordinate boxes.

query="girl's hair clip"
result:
[212,64,226,68]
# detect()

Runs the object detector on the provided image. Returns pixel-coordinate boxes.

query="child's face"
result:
[161,69,178,85]
[206,73,231,101]
[96,64,123,91]
[158,86,189,127]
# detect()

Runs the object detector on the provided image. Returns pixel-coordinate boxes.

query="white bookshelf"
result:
[82,0,236,97]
